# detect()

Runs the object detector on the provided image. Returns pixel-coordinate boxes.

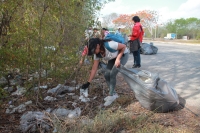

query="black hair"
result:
[102,28,108,31]
[132,16,140,22]
[88,38,105,56]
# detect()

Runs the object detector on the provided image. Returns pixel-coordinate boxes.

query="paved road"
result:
[125,41,200,115]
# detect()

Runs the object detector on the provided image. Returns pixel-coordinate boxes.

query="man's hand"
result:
[81,82,90,89]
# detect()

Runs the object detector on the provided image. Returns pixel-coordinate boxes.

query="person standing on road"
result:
[129,16,144,68]
[81,38,129,106]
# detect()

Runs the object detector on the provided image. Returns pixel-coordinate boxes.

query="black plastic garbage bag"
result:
[118,66,179,113]
[140,42,158,55]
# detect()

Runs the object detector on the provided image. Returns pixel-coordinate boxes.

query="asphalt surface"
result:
[125,41,200,115]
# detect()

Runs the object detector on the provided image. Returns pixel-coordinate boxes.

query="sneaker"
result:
[104,93,118,101]
[104,94,119,106]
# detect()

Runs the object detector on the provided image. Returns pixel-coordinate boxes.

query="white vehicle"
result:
[164,33,176,40]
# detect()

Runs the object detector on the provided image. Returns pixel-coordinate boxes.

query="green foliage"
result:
[0,87,8,100]
[164,18,200,39]
[0,0,112,83]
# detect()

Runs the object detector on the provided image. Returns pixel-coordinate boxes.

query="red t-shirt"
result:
[82,46,88,56]
[130,22,144,42]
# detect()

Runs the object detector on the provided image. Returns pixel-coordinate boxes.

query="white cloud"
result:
[100,0,200,23]
[158,0,200,22]
[177,0,200,18]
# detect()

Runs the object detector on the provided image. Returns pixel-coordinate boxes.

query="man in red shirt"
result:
[129,16,144,68]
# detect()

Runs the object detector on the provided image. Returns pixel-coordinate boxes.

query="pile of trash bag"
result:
[118,66,180,113]
[140,42,158,55]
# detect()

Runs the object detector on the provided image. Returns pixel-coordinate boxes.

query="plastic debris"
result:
[44,96,57,101]
[24,101,32,105]
[20,111,52,133]
[11,86,26,96]
[68,107,81,118]
[47,84,78,95]
[79,88,90,102]
[6,104,26,114]
[4,86,14,93]
[0,76,7,85]
[52,107,81,119]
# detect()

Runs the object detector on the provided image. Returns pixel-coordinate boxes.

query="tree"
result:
[164,17,200,39]
[113,10,159,37]
[0,0,114,81]
[112,14,132,33]
[102,13,119,28]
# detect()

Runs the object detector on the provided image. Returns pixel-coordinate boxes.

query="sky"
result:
[100,0,200,23]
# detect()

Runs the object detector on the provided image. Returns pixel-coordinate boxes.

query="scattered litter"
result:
[0,76,7,85]
[11,86,26,96]
[57,94,66,98]
[47,84,79,95]
[20,111,52,133]
[72,95,79,100]
[79,95,90,102]
[6,100,33,114]
[80,88,88,97]
[40,85,48,89]
[52,107,81,119]
[52,108,70,118]
[44,96,57,101]
[6,104,26,114]
[47,84,62,94]
[67,93,75,96]
[68,107,81,118]
[8,101,12,105]
[46,108,52,113]
[24,101,32,105]
[4,86,14,93]
[79,88,90,102]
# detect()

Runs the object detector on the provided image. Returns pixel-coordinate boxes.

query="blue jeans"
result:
[132,49,141,66]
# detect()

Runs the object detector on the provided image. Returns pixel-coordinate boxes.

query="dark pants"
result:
[104,53,129,95]
[132,49,141,66]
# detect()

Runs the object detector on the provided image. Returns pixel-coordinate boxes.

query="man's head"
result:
[132,16,140,23]
[93,28,98,32]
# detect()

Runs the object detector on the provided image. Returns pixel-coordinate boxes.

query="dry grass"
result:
[53,108,196,133]
[144,38,200,44]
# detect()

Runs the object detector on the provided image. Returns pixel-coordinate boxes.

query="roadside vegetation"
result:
[0,0,200,133]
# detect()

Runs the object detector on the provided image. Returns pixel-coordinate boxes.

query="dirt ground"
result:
[0,73,200,133]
